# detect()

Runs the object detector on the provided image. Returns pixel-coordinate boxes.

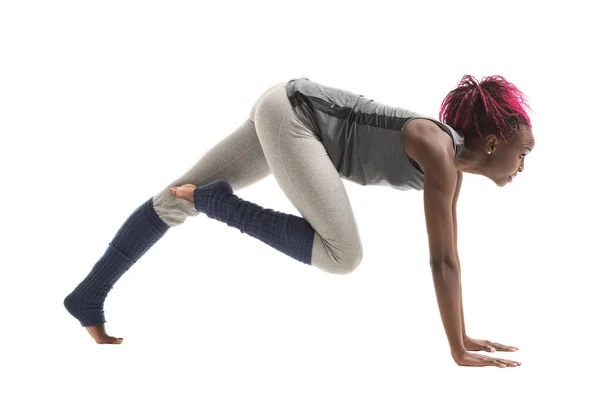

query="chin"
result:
[502,177,513,187]
[494,177,510,187]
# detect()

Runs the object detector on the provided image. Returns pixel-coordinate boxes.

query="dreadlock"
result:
[439,75,532,146]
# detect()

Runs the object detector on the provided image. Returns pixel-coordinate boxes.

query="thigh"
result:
[152,118,271,226]
[248,81,288,123]
[254,85,363,269]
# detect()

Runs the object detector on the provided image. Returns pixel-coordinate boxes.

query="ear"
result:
[484,134,499,154]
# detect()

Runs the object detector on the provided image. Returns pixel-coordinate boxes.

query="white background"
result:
[2,0,599,398]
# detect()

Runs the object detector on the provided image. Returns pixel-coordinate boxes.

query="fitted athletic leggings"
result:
[64,82,363,327]
[155,82,363,268]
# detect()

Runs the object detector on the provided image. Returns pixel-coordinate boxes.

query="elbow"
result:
[429,259,460,282]
[429,257,458,271]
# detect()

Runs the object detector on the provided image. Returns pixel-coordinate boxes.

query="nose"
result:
[518,159,525,173]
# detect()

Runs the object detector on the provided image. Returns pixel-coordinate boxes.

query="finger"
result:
[491,359,513,367]
[496,357,521,367]
[483,354,510,367]
[482,340,495,351]
[490,342,519,352]
[478,355,504,368]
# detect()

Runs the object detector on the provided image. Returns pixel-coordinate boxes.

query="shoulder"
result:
[404,118,457,189]
[404,119,454,159]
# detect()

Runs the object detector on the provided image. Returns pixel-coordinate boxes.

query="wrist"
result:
[451,346,467,361]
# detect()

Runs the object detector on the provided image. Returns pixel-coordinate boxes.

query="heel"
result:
[64,197,171,327]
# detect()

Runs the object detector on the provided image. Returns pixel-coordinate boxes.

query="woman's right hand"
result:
[453,350,522,367]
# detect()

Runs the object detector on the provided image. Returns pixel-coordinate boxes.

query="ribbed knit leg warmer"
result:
[193,180,315,265]
[64,180,314,327]
[64,197,170,327]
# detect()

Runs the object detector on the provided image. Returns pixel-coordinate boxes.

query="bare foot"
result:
[85,324,123,344]
[170,184,196,204]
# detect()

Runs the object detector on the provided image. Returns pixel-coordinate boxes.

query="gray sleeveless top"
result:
[285,77,464,191]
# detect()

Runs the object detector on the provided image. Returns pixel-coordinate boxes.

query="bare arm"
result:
[404,122,519,367]
[420,147,465,360]
[452,172,519,355]
[452,170,467,339]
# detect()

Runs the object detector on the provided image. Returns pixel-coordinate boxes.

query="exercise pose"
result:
[64,75,534,368]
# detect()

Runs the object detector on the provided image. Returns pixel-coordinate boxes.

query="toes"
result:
[110,336,123,344]
[96,336,123,345]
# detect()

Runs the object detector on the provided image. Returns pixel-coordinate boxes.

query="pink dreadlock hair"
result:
[438,75,533,147]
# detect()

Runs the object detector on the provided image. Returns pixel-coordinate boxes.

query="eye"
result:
[519,154,526,159]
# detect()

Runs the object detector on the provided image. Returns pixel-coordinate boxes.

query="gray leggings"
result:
[151,83,363,274]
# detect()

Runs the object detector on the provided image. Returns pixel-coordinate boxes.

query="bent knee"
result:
[328,249,363,275]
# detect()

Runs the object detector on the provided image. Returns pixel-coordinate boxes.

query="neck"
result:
[454,146,486,174]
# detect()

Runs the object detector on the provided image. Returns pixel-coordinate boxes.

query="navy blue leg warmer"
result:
[64,197,170,327]
[193,180,315,265]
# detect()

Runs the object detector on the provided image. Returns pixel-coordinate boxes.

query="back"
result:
[286,77,465,191]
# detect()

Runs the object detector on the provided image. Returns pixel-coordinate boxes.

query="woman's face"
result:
[485,125,535,187]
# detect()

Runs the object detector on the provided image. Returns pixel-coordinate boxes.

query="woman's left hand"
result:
[464,337,519,353]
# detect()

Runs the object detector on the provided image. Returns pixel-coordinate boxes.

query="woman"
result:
[64,75,534,368]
